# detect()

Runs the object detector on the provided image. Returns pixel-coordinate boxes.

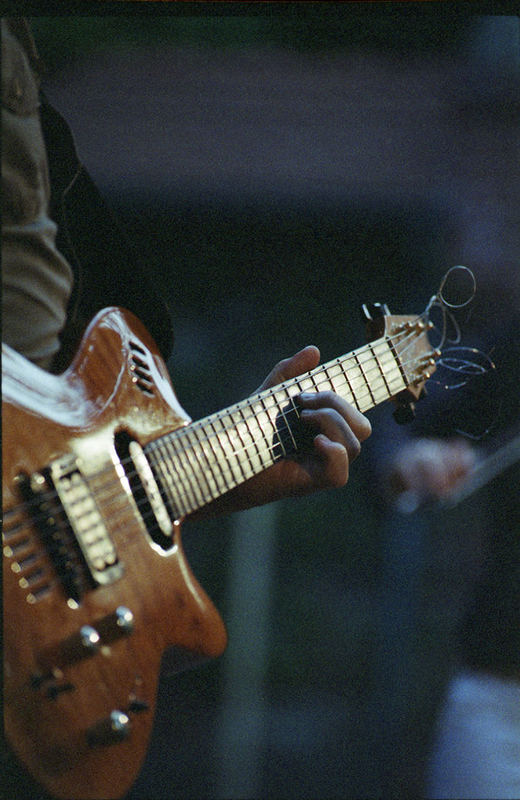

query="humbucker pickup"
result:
[50,453,122,586]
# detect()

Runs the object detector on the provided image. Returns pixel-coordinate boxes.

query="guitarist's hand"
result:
[386,437,476,512]
[255,345,372,491]
[189,346,371,519]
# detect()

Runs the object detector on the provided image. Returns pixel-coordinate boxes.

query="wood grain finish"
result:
[3,305,436,799]
[3,308,227,800]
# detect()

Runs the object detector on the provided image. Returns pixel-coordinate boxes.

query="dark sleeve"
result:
[39,99,174,369]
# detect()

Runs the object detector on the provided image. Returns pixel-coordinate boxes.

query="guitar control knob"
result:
[46,680,75,700]
[38,625,100,671]
[362,302,390,321]
[97,606,134,643]
[87,710,131,748]
[128,698,150,714]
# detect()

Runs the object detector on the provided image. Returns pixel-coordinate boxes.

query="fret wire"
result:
[340,340,408,400]
[181,427,216,504]
[205,417,235,494]
[325,365,336,392]
[365,344,390,405]
[8,331,426,525]
[340,355,360,409]
[146,440,191,518]
[287,390,302,420]
[163,434,200,515]
[165,429,202,511]
[273,388,298,452]
[163,363,406,513]
[336,349,406,402]
[210,413,246,487]
[211,367,389,468]
[168,432,206,511]
[369,340,393,398]
[191,426,224,496]
[184,338,408,472]
[354,349,375,405]
[105,354,410,513]
[148,331,423,514]
[162,431,279,511]
[189,335,412,452]
[142,352,416,518]
[361,344,389,404]
[307,369,321,393]
[183,336,412,488]
[238,401,270,473]
[200,415,228,489]
[226,336,408,457]
[159,436,197,516]
[202,349,405,465]
[258,394,285,457]
[191,400,282,484]
[227,410,250,480]
[226,410,253,482]
[152,424,273,516]
[346,346,381,400]
[197,422,236,496]
[296,375,316,393]
[324,361,345,394]
[330,358,355,404]
[217,408,252,484]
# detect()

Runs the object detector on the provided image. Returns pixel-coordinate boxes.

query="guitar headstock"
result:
[363,303,440,423]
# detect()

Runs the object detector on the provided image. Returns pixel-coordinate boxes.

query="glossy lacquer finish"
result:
[3,303,437,799]
[2,308,227,800]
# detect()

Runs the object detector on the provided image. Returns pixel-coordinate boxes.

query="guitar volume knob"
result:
[38,625,100,671]
[86,710,131,748]
[97,606,134,643]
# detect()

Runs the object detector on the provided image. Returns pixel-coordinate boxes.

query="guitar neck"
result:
[145,335,406,519]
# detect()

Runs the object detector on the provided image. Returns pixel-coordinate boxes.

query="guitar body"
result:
[3,301,437,799]
[3,308,227,800]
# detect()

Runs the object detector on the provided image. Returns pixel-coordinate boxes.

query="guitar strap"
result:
[39,96,174,371]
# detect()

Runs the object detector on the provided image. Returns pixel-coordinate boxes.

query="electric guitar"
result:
[3,304,437,799]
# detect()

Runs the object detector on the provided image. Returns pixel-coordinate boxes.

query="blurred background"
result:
[31,7,519,798]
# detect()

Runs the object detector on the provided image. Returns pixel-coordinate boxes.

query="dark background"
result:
[31,7,519,797]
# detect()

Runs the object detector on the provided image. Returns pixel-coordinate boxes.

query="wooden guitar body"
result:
[3,308,227,800]
[3,301,437,799]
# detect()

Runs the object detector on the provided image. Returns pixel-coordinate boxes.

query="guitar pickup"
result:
[48,453,123,590]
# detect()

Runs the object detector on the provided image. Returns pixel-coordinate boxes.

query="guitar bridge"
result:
[22,454,123,602]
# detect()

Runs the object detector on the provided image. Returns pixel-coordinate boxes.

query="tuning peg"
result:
[393,402,416,425]
[362,303,390,322]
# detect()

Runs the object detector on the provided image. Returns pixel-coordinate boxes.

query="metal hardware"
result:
[86,710,131,747]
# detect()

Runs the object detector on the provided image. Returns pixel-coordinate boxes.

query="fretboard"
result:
[145,335,406,519]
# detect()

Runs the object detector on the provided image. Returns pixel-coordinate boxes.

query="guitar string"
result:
[4,365,423,547]
[3,326,429,532]
[5,344,410,546]
[3,356,403,542]
[3,327,428,536]
[145,344,402,494]
[141,343,419,517]
[152,325,421,460]
[67,345,412,535]
[134,323,430,514]
[3,329,416,521]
